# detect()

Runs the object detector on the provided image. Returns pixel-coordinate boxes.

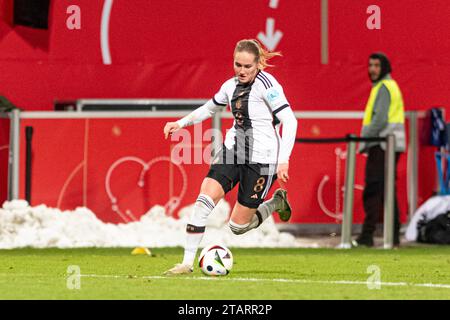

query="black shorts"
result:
[206,149,278,209]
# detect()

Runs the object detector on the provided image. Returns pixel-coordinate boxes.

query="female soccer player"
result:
[163,39,298,274]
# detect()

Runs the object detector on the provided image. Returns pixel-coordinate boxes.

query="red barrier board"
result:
[8,116,433,225]
[0,119,9,202]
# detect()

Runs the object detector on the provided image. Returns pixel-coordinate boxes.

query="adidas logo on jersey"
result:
[251,194,258,199]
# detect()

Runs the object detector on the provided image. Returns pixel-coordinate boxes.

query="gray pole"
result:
[321,0,329,65]
[383,134,396,249]
[339,137,357,249]
[211,111,222,159]
[7,109,21,200]
[408,112,418,220]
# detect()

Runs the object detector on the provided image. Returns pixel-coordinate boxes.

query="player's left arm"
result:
[263,83,298,183]
[275,107,298,182]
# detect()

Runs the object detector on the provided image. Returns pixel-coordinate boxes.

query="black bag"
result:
[417,211,450,244]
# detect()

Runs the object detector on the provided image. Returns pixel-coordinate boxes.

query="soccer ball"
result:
[198,244,233,276]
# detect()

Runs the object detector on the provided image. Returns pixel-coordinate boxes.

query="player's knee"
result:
[200,178,225,203]
[228,220,249,235]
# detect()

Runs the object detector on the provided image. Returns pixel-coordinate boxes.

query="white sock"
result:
[229,195,282,235]
[229,220,251,235]
[181,194,215,266]
[249,196,282,229]
[258,196,281,218]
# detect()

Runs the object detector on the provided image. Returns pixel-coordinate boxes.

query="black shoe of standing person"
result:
[394,235,400,247]
[352,235,374,247]
[393,226,401,247]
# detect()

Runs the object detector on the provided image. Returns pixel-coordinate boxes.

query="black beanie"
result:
[369,52,392,82]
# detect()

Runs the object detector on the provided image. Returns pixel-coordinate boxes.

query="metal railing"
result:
[75,98,207,112]
[296,135,397,249]
[7,109,20,200]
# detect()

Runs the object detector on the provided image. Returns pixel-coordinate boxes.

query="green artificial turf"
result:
[0,247,450,300]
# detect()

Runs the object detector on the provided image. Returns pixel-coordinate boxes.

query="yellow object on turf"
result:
[131,247,152,256]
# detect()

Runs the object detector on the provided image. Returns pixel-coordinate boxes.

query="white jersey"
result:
[177,70,297,164]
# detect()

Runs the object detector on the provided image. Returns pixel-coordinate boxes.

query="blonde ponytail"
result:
[234,39,282,70]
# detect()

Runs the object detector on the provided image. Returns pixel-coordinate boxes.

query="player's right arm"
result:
[163,100,224,139]
[163,81,229,139]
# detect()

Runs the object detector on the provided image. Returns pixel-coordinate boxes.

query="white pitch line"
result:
[80,274,450,289]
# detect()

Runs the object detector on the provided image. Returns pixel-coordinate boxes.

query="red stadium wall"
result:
[0,0,449,110]
[0,0,445,224]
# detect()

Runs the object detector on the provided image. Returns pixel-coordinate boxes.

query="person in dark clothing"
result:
[353,53,406,247]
